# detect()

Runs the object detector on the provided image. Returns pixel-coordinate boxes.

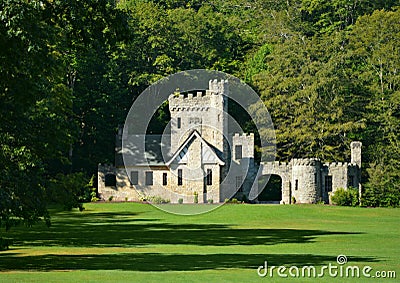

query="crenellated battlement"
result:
[168,79,228,104]
[233,133,254,138]
[261,160,289,168]
[169,90,207,101]
[169,106,211,112]
[324,162,346,168]
[208,79,229,94]
[324,162,359,168]
[292,158,321,167]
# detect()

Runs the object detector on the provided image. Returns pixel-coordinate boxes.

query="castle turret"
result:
[168,80,228,154]
[291,158,322,203]
[351,141,362,168]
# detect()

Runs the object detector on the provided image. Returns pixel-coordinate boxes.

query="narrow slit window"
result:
[162,173,168,186]
[177,117,181,129]
[178,169,183,186]
[206,169,212,186]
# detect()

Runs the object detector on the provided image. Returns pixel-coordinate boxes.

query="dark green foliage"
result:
[47,173,93,211]
[258,175,282,202]
[0,0,67,230]
[362,164,400,207]
[331,188,359,207]
[1,0,399,234]
[0,238,12,251]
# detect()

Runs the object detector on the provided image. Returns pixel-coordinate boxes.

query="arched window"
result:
[105,174,116,187]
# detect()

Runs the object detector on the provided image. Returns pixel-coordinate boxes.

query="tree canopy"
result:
[0,0,399,231]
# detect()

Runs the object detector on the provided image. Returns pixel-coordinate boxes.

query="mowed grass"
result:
[0,203,399,282]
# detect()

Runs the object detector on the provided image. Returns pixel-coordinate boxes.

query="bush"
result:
[108,195,114,202]
[148,196,170,204]
[178,198,183,204]
[331,188,359,206]
[224,198,239,204]
[291,196,296,204]
[194,192,198,204]
[207,199,213,204]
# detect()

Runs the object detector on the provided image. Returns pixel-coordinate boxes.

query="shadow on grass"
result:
[0,252,379,272]
[0,210,378,272]
[6,210,360,247]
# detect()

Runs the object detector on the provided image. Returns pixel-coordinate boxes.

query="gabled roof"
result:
[166,130,225,166]
[116,134,172,167]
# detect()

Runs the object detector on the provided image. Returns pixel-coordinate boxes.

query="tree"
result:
[53,0,131,174]
[253,33,365,161]
[0,0,73,230]
[346,9,400,206]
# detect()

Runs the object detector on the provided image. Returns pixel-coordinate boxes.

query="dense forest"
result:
[1,0,399,228]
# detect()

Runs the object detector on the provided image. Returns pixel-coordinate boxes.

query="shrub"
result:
[362,162,400,207]
[207,199,213,204]
[108,195,114,202]
[291,196,296,204]
[331,188,359,206]
[194,192,198,204]
[224,198,239,204]
[91,186,99,202]
[148,196,170,204]
[178,198,183,204]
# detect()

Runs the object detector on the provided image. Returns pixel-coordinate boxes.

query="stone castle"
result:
[98,79,361,204]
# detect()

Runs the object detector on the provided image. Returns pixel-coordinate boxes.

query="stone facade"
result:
[259,141,362,204]
[98,79,253,203]
[98,79,361,204]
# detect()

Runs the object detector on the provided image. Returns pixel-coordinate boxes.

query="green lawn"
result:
[0,203,399,282]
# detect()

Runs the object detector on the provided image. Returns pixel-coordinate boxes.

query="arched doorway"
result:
[258,174,282,203]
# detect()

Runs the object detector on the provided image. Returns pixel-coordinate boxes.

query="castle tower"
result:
[168,79,228,154]
[291,158,322,203]
[351,141,362,167]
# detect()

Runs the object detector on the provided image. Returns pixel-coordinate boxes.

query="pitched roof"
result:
[116,134,172,166]
[166,130,225,166]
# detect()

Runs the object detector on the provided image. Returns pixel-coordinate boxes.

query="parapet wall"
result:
[233,133,254,159]
[208,79,229,95]
[292,158,321,167]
